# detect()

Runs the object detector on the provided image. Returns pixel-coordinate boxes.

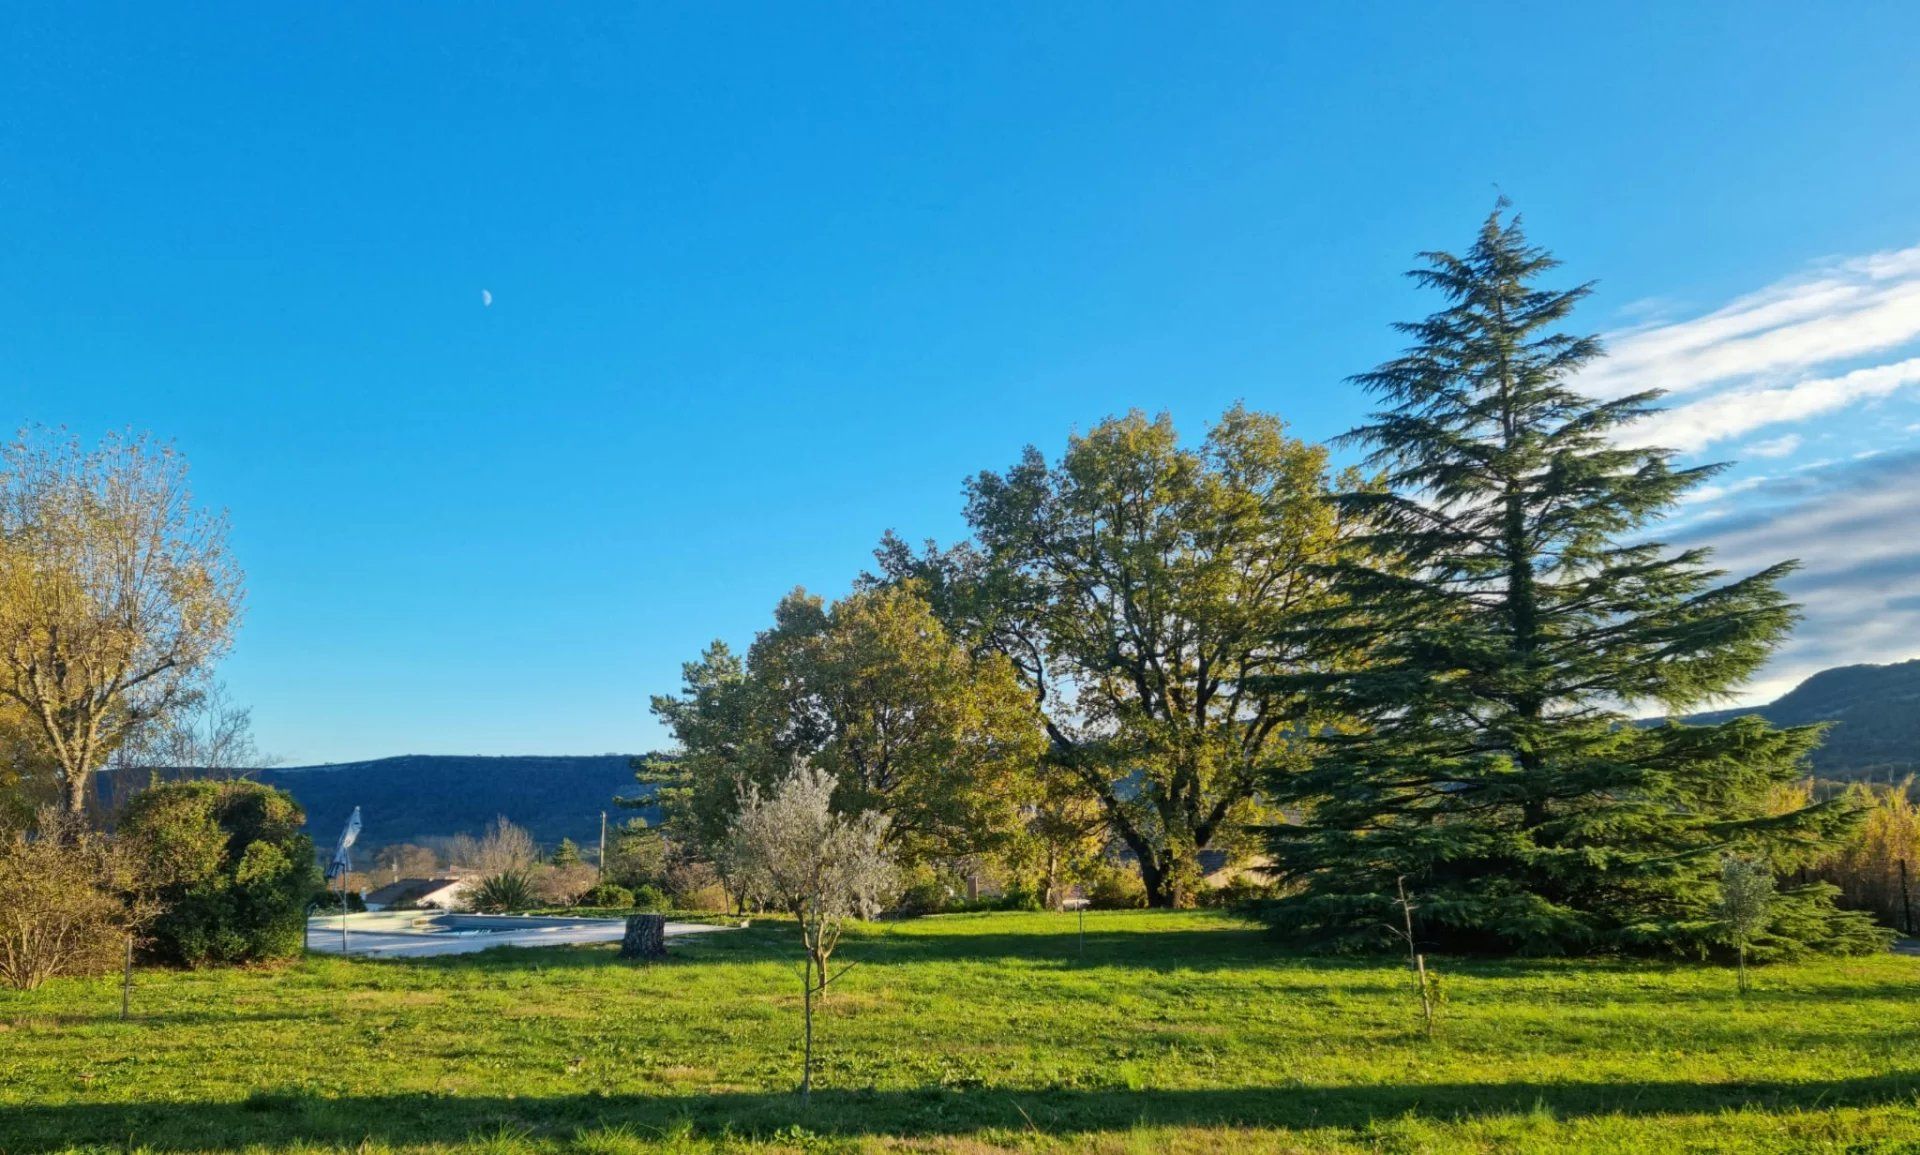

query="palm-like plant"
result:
[469,869,536,913]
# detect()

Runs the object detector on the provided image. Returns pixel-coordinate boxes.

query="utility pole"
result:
[599,811,608,870]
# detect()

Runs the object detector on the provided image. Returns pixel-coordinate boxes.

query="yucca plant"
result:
[469,869,536,913]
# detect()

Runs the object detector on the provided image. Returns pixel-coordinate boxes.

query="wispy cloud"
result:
[1624,356,1920,452]
[1743,433,1803,459]
[1582,243,1920,403]
[1593,243,1920,704]
[1583,241,1920,457]
[1668,450,1920,705]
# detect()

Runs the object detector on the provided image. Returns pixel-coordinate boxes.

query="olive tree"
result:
[0,430,242,817]
[1719,855,1775,994]
[727,761,895,1101]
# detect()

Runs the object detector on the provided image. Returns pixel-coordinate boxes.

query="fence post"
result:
[1901,858,1914,937]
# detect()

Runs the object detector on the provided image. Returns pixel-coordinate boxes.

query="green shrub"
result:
[1084,862,1147,910]
[581,882,634,909]
[309,890,366,913]
[891,863,965,916]
[995,885,1046,912]
[470,869,537,913]
[119,780,320,966]
[629,883,670,912]
[1198,873,1274,909]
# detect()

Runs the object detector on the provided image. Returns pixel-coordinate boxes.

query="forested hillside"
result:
[94,755,658,853]
[260,754,660,851]
[1688,660,1920,781]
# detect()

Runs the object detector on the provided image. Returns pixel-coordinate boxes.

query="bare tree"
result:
[373,843,442,881]
[0,430,242,817]
[727,762,895,1101]
[113,683,267,780]
[463,815,540,875]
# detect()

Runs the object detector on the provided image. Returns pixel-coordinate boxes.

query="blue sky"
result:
[5,5,1918,763]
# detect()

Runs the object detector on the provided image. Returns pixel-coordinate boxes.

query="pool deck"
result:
[304,912,735,958]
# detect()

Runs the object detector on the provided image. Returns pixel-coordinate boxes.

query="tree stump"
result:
[619,914,667,960]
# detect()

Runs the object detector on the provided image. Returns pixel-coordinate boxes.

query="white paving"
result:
[304,913,735,958]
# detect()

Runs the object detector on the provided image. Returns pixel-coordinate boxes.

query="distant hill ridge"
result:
[98,661,1914,851]
[254,753,659,852]
[1682,659,1920,782]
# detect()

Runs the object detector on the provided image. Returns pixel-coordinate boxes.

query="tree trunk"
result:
[64,771,90,818]
[800,952,815,1102]
[1139,853,1171,907]
[1142,851,1199,908]
[619,914,667,960]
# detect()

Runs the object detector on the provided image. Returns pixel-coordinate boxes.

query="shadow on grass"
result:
[364,926,1917,1001]
[372,921,1380,977]
[5,1075,1919,1151]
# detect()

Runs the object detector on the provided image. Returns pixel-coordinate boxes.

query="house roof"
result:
[364,877,463,906]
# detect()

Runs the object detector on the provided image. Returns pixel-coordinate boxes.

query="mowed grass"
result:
[2,911,1917,1154]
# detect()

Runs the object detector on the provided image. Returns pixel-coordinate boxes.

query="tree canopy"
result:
[0,430,241,816]
[643,583,1043,872]
[1259,206,1885,956]
[876,405,1349,906]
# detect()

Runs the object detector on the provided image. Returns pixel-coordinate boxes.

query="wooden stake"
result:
[1900,858,1914,936]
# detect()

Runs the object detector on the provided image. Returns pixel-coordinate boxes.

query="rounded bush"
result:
[119,779,320,966]
[581,882,634,909]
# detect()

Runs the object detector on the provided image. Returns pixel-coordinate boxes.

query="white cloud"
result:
[1623,356,1920,452]
[1673,451,1920,705]
[1744,433,1803,459]
[1581,243,1920,402]
[1571,244,1920,702]
[1583,241,1920,454]
[1677,473,1770,509]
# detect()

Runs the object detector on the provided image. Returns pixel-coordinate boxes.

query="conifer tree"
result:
[1263,206,1887,957]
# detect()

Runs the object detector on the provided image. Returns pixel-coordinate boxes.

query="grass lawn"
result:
[2,910,1917,1153]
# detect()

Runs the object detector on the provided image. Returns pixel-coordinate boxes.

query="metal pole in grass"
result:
[1902,859,1914,936]
[327,807,362,957]
[341,850,350,954]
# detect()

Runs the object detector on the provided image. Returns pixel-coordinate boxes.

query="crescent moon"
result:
[481,290,493,307]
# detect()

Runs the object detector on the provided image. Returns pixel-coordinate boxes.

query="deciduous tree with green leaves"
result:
[642,584,1043,873]
[879,406,1349,907]
[1261,206,1887,956]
